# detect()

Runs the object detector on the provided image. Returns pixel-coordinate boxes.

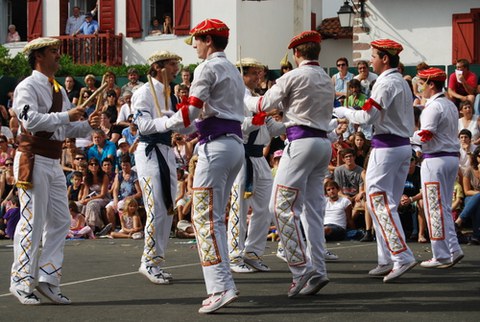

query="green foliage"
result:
[0,45,30,78]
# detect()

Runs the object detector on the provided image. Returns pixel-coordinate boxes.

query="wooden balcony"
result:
[56,31,123,66]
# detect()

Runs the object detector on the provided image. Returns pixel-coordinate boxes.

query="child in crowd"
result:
[324,180,353,241]
[110,198,143,239]
[2,195,20,240]
[175,168,191,223]
[67,171,84,201]
[67,201,95,239]
[271,150,283,177]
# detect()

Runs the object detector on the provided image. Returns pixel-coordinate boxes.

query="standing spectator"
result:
[65,4,98,35]
[6,24,20,43]
[10,37,99,305]
[2,195,20,240]
[64,76,79,105]
[162,14,174,34]
[255,65,273,95]
[448,58,477,106]
[335,39,417,282]
[332,57,354,101]
[174,67,192,96]
[354,60,377,97]
[149,17,162,35]
[121,68,144,95]
[411,62,429,105]
[74,12,99,35]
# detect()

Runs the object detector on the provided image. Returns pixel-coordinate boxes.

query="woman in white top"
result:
[458,101,480,145]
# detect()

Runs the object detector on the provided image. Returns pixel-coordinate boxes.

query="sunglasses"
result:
[5,163,13,166]
[75,157,85,160]
[337,63,347,67]
[89,163,99,166]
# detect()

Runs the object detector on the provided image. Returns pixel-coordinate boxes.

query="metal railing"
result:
[56,31,123,66]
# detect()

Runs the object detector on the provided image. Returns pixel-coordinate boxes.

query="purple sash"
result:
[196,116,242,145]
[423,151,460,159]
[371,134,410,148]
[286,125,327,142]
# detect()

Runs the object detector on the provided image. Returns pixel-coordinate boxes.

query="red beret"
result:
[288,31,321,49]
[189,18,229,38]
[370,39,403,55]
[417,67,447,82]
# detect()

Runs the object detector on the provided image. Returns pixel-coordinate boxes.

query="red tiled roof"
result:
[317,17,352,40]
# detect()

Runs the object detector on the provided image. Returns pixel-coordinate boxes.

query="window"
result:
[146,0,174,36]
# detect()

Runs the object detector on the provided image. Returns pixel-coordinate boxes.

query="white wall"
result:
[360,0,480,66]
[43,0,61,37]
[319,38,352,69]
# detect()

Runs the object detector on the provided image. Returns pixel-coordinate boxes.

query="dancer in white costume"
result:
[164,19,244,313]
[10,37,100,305]
[245,31,334,297]
[131,50,181,285]
[335,39,417,283]
[411,67,464,269]
[228,58,285,274]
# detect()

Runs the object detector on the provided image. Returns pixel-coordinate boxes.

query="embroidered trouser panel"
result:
[421,156,462,260]
[11,153,70,293]
[365,146,415,268]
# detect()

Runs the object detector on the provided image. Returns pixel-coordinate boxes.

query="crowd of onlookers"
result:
[1,57,480,247]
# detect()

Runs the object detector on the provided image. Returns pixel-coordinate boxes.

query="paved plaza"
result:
[0,238,478,321]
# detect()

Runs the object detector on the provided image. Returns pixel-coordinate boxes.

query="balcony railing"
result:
[56,31,123,66]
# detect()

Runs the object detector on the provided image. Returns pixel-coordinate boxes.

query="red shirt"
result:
[448,70,477,96]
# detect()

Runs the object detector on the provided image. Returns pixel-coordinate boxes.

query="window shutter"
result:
[59,0,69,35]
[452,13,479,64]
[99,0,116,33]
[27,0,43,40]
[174,0,191,36]
[126,0,143,38]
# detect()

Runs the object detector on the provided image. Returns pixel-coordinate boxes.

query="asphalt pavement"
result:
[0,238,479,321]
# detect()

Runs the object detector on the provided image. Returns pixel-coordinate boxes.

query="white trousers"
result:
[135,142,176,267]
[421,156,462,260]
[11,153,70,293]
[271,138,331,278]
[192,136,243,294]
[365,146,415,268]
[227,155,273,262]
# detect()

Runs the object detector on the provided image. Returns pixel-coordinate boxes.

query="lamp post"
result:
[337,1,355,28]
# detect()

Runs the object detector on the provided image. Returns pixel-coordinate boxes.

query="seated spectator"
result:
[324,180,353,241]
[452,176,464,221]
[280,61,293,76]
[411,62,429,105]
[328,121,351,176]
[66,149,87,186]
[333,148,364,227]
[0,135,15,168]
[398,153,426,243]
[172,132,192,170]
[455,146,480,245]
[100,111,121,145]
[458,101,480,145]
[78,157,111,234]
[67,171,84,202]
[459,129,475,175]
[255,65,274,96]
[353,60,377,97]
[162,14,173,34]
[6,24,20,43]
[175,168,191,223]
[121,115,138,146]
[110,198,143,239]
[448,58,477,106]
[102,71,122,102]
[176,219,195,239]
[61,138,77,174]
[174,67,192,95]
[351,131,370,169]
[2,195,20,240]
[117,91,134,128]
[121,68,144,96]
[87,129,117,164]
[78,89,96,117]
[332,57,354,102]
[116,138,135,168]
[102,90,119,122]
[81,74,97,95]
[0,158,15,204]
[67,201,94,239]
[105,155,141,234]
[64,75,79,105]
[149,16,162,35]
[101,157,116,195]
[271,150,282,177]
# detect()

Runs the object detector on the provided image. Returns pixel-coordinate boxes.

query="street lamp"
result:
[337,0,366,28]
